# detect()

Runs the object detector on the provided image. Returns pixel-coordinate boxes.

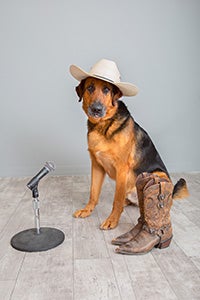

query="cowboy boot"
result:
[115,175,174,255]
[111,172,155,245]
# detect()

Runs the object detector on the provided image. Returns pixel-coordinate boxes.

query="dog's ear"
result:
[75,79,86,102]
[112,85,122,105]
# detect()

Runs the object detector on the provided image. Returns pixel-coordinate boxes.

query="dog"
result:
[70,60,189,230]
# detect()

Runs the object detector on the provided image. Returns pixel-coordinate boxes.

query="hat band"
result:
[93,74,115,83]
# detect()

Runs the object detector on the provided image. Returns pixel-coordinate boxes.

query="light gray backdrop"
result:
[0,0,199,177]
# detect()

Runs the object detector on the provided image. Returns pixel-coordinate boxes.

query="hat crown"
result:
[89,59,121,83]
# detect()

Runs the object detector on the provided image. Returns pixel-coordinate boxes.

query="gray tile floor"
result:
[0,173,200,299]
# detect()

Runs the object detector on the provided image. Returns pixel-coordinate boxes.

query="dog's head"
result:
[75,77,122,123]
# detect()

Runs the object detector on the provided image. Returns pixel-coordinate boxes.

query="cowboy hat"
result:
[69,59,138,97]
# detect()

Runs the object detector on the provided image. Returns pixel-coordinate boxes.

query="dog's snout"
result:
[92,103,103,114]
[88,101,106,118]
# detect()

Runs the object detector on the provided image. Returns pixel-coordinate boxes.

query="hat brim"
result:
[69,65,138,97]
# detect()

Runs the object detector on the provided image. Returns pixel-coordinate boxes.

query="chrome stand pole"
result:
[32,197,40,234]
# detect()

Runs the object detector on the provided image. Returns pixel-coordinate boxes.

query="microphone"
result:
[27,162,55,191]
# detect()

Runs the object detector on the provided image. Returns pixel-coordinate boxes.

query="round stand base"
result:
[10,227,65,252]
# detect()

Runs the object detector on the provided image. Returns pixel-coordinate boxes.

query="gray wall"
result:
[1,0,200,177]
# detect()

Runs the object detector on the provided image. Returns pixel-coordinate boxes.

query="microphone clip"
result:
[31,185,39,198]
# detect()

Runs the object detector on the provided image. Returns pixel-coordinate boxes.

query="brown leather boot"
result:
[111,172,155,245]
[115,175,174,255]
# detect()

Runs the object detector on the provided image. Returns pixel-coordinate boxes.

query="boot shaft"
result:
[135,173,155,217]
[143,178,173,236]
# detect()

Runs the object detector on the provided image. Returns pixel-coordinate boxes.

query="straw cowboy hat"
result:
[69,59,138,97]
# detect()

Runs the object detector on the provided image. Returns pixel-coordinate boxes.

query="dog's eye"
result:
[102,86,110,95]
[87,85,95,94]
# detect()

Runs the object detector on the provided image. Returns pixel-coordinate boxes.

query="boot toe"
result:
[111,232,134,245]
[111,238,125,246]
[114,230,161,255]
[112,220,143,245]
[115,241,140,255]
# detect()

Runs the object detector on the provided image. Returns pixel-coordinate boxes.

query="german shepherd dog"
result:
[73,77,189,229]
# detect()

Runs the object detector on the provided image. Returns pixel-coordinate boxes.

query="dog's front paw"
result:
[73,208,92,218]
[100,217,119,230]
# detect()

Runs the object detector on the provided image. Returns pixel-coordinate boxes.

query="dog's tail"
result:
[172,178,189,200]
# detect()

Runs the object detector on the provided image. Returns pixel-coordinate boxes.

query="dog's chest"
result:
[88,132,118,178]
[95,150,116,178]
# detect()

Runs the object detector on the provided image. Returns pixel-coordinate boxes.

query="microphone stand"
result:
[10,166,65,252]
[32,185,40,235]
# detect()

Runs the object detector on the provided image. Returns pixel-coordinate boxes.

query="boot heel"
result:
[155,236,173,249]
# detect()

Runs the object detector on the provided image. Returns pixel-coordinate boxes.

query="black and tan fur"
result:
[73,77,189,229]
